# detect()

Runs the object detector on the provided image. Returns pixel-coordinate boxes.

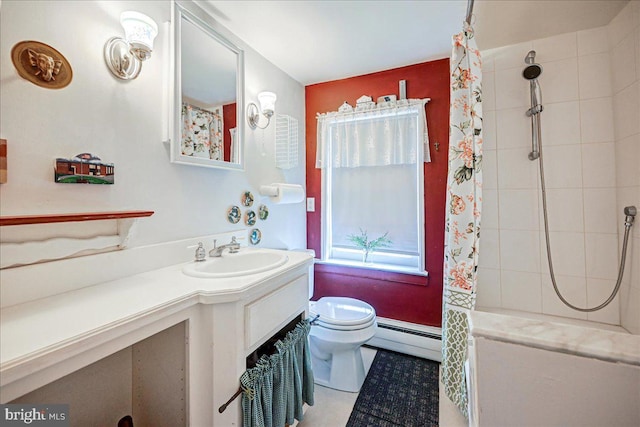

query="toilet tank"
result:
[293,249,316,299]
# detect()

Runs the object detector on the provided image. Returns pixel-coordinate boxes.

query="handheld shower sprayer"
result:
[523,51,543,160]
[523,51,542,81]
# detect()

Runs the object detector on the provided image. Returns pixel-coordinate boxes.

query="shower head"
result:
[523,64,543,80]
[523,50,543,80]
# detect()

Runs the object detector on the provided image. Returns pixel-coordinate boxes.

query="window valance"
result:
[316,98,431,169]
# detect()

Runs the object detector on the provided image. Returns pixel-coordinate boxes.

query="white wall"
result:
[478,1,640,327]
[0,0,306,254]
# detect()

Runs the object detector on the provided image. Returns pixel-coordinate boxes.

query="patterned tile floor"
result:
[298,347,467,427]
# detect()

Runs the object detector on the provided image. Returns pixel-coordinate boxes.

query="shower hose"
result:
[537,142,636,312]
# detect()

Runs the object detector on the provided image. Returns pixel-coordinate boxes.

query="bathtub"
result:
[468,308,640,427]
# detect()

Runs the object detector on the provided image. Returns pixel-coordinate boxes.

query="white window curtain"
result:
[316,98,430,272]
[316,99,431,169]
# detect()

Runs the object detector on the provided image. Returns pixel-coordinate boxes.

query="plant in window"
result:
[347,228,392,263]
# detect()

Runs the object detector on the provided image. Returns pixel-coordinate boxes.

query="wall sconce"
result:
[247,91,277,129]
[104,11,158,80]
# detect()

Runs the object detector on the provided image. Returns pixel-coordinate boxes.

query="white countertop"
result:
[0,248,312,376]
[470,309,640,366]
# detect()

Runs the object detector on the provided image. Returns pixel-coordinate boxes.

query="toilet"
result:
[308,296,377,392]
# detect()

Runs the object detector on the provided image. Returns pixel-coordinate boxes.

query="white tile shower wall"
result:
[612,1,640,335]
[480,24,624,324]
[540,275,587,320]
[579,98,615,145]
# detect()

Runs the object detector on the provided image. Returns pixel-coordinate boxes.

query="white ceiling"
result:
[199,0,629,86]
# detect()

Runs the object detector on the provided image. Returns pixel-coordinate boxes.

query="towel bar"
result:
[218,388,243,413]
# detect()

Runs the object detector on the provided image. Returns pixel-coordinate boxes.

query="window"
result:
[316,99,430,275]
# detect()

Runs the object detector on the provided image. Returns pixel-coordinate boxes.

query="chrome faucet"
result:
[209,236,241,257]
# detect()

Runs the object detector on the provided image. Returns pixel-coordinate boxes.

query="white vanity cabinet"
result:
[0,248,313,427]
[211,266,310,426]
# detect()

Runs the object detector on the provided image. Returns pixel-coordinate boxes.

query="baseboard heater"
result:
[368,317,443,362]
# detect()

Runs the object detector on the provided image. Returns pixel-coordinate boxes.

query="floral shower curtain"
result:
[441,21,483,418]
[181,103,224,160]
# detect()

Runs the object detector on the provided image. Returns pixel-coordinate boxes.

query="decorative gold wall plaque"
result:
[11,41,72,89]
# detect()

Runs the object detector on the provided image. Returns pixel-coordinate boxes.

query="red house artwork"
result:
[54,153,114,184]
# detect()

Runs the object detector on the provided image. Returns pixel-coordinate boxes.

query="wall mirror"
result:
[170,2,244,170]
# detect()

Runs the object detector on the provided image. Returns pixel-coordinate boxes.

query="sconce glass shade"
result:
[247,91,277,129]
[258,91,277,118]
[120,11,158,60]
[105,11,158,80]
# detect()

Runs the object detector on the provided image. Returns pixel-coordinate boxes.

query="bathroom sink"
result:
[182,250,288,278]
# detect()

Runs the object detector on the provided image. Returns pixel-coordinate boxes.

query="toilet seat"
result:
[310,297,376,331]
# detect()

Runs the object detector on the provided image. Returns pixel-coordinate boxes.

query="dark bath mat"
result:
[346,349,440,427]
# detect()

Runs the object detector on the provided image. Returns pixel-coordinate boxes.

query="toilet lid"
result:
[310,297,376,327]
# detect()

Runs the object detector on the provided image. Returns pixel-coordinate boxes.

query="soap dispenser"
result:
[195,242,206,262]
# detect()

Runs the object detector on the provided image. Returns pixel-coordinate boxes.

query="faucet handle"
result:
[194,242,206,262]
[213,239,217,249]
[228,236,242,253]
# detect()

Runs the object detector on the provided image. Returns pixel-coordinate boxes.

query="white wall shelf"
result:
[0,211,154,269]
[0,210,154,226]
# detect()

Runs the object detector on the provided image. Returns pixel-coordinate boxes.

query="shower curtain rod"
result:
[466,0,474,24]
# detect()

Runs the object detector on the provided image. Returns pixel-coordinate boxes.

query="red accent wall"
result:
[305,59,450,327]
[223,103,237,162]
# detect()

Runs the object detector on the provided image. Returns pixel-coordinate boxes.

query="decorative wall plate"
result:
[249,228,262,245]
[258,204,269,220]
[244,210,256,226]
[11,40,72,89]
[241,191,254,207]
[227,205,241,224]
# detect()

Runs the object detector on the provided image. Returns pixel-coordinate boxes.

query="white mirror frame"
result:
[169,1,245,171]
